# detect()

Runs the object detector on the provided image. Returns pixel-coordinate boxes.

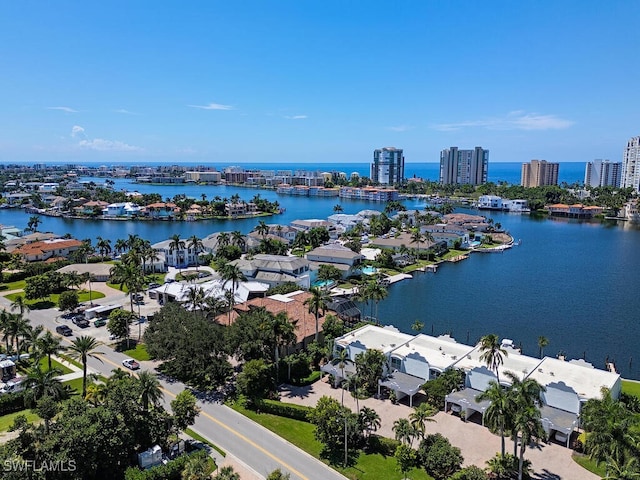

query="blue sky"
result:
[1,1,638,164]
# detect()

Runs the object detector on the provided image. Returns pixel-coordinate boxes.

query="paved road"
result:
[0,295,347,480]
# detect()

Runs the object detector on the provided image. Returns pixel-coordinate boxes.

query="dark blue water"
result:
[2,166,638,378]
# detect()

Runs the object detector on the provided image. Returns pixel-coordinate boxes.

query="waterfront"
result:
[2,175,640,379]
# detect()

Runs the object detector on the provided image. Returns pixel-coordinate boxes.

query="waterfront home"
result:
[620,200,639,222]
[4,232,60,253]
[218,290,330,349]
[228,254,311,288]
[144,202,180,219]
[57,263,113,282]
[74,200,109,216]
[477,195,529,213]
[0,225,22,240]
[102,202,143,217]
[37,183,59,193]
[306,244,364,279]
[370,232,440,252]
[201,232,249,255]
[149,279,269,307]
[4,192,32,206]
[225,202,257,216]
[290,219,332,231]
[12,238,83,262]
[151,239,200,269]
[442,213,490,231]
[423,225,471,248]
[546,203,604,218]
[276,185,340,197]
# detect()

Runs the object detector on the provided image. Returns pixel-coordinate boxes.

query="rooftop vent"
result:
[538,368,543,373]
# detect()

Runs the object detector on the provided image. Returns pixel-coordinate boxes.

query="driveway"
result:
[280,378,598,480]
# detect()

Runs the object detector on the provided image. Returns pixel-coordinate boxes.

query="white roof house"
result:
[334,324,413,362]
[229,254,310,289]
[389,334,479,381]
[149,279,269,306]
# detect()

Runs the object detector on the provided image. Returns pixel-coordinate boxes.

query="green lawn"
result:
[108,273,167,293]
[572,453,607,478]
[232,404,433,480]
[58,354,83,370]
[0,410,40,432]
[0,279,27,291]
[622,379,640,398]
[63,377,86,394]
[123,343,151,361]
[3,290,105,309]
[20,357,74,375]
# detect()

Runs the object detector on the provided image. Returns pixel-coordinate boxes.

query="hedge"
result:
[0,391,26,415]
[366,434,401,456]
[255,399,315,422]
[124,450,208,480]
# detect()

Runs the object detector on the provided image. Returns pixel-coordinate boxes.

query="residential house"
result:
[13,238,83,262]
[151,238,201,269]
[229,254,311,288]
[102,202,143,217]
[306,244,364,279]
[144,202,180,219]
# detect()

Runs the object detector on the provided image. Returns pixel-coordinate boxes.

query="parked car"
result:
[56,325,73,336]
[94,318,107,327]
[75,318,90,328]
[133,293,144,301]
[122,358,140,370]
[148,282,161,289]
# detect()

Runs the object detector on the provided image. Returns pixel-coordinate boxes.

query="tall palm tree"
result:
[224,290,236,325]
[304,287,330,343]
[333,204,343,213]
[476,381,512,456]
[85,382,108,406]
[409,402,437,440]
[231,230,245,251]
[27,215,41,233]
[186,287,206,316]
[221,264,246,311]
[512,404,545,480]
[410,227,423,257]
[19,324,43,358]
[217,232,230,248]
[0,309,13,353]
[136,370,163,412]
[479,333,507,384]
[36,331,65,371]
[67,335,105,398]
[110,262,144,313]
[366,280,388,324]
[255,220,269,238]
[95,236,112,258]
[114,238,128,256]
[271,312,296,378]
[63,271,84,290]
[337,348,349,405]
[81,272,96,305]
[537,336,549,358]
[187,235,204,270]
[169,234,186,270]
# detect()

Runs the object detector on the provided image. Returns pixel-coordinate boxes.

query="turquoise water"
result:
[362,266,378,275]
[2,171,640,378]
[312,280,336,289]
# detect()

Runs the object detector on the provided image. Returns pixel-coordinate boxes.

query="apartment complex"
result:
[622,136,640,192]
[584,159,621,188]
[371,147,404,185]
[439,146,489,185]
[521,160,559,187]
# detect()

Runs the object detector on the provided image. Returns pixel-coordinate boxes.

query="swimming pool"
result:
[312,279,336,288]
[362,266,378,275]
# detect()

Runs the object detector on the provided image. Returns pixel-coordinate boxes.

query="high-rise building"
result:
[622,136,640,192]
[439,146,489,185]
[521,160,559,187]
[371,147,404,185]
[584,159,621,188]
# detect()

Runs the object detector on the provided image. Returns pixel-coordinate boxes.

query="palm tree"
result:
[368,280,388,324]
[256,220,269,238]
[333,204,344,213]
[231,230,245,250]
[10,295,31,316]
[169,234,186,270]
[512,404,545,480]
[224,290,236,325]
[392,417,417,447]
[23,365,67,406]
[27,215,41,233]
[213,466,240,480]
[36,331,65,371]
[0,309,13,353]
[186,287,206,316]
[410,227,423,257]
[136,370,163,412]
[110,262,144,313]
[221,264,246,307]
[271,312,296,379]
[217,232,230,248]
[96,236,112,258]
[479,333,507,384]
[476,381,512,456]
[537,336,549,358]
[67,335,105,398]
[359,406,381,440]
[114,238,128,256]
[187,235,204,270]
[337,348,349,404]
[304,287,330,343]
[85,382,108,406]
[182,452,210,480]
[409,402,436,440]
[19,324,43,358]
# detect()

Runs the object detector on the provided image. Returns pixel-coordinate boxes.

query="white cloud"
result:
[285,114,308,120]
[113,108,138,115]
[78,138,143,152]
[70,125,86,138]
[47,106,78,113]
[431,111,574,132]
[188,102,234,110]
[387,125,413,132]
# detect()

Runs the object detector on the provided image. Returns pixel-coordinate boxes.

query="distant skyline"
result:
[1,1,638,164]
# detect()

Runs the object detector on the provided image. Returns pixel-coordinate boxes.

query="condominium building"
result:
[584,159,621,188]
[371,147,404,185]
[439,147,489,185]
[622,136,640,192]
[521,160,559,187]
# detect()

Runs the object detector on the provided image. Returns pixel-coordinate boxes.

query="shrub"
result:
[124,450,207,480]
[366,434,400,456]
[485,453,531,480]
[255,399,315,422]
[417,433,463,480]
[448,465,488,480]
[0,391,26,415]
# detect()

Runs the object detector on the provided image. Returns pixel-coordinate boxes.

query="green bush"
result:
[417,433,463,480]
[366,434,400,456]
[255,399,315,422]
[0,392,26,415]
[124,450,207,480]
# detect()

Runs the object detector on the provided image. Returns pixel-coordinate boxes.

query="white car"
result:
[122,358,140,370]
